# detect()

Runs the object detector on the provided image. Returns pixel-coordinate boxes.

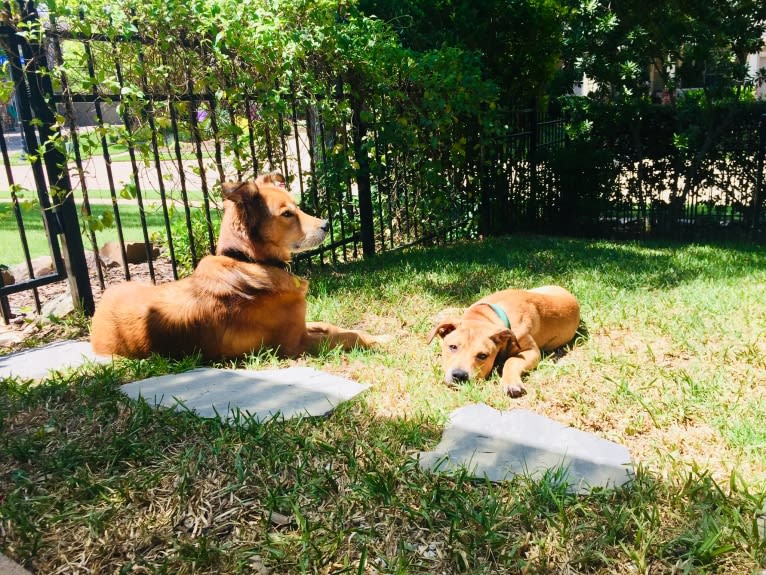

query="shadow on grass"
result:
[538,319,589,367]
[303,234,766,302]
[1,364,764,574]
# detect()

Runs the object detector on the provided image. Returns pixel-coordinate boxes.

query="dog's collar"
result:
[477,302,511,330]
[221,249,291,271]
[257,258,292,272]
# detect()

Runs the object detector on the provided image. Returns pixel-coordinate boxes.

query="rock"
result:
[1,267,14,286]
[84,250,103,270]
[248,555,271,575]
[40,292,75,319]
[0,328,24,348]
[0,553,34,575]
[99,241,159,265]
[267,512,292,526]
[0,340,112,381]
[121,367,370,423]
[419,403,633,493]
[10,256,55,282]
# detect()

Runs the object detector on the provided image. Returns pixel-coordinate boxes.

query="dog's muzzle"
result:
[294,223,328,251]
[447,368,470,384]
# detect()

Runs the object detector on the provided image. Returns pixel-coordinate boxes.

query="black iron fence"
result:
[0,3,565,323]
[1,2,764,325]
[554,101,766,241]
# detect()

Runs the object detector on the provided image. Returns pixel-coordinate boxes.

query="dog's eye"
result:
[281,210,294,218]
[448,344,458,352]
[476,352,489,361]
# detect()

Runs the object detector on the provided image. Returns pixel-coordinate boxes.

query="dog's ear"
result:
[221,181,258,203]
[427,320,459,344]
[490,328,517,348]
[255,171,286,188]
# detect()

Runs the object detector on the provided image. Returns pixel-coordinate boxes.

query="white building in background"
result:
[574,34,766,100]
[746,44,766,99]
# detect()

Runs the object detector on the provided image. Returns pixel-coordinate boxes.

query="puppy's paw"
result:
[503,383,527,398]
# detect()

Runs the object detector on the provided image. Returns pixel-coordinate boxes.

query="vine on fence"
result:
[12,0,508,261]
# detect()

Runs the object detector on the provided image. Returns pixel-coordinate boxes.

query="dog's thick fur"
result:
[428,286,580,397]
[91,172,386,359]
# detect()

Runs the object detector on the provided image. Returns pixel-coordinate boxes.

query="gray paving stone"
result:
[0,340,112,381]
[419,403,633,493]
[0,553,33,575]
[121,367,369,422]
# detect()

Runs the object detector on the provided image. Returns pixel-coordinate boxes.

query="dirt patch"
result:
[1,257,177,351]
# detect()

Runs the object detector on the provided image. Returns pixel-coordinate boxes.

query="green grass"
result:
[1,235,766,574]
[0,200,214,265]
[1,141,198,166]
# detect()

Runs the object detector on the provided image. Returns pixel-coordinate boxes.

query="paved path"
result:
[0,553,33,575]
[0,340,634,494]
[0,340,111,380]
[1,152,228,198]
[0,128,312,198]
[418,403,633,492]
[1,128,227,195]
[121,367,369,422]
[0,341,368,424]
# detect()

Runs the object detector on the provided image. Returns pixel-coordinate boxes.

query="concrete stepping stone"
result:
[0,340,112,381]
[419,403,633,493]
[121,367,369,422]
[0,553,33,575]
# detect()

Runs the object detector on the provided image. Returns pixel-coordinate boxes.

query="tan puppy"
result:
[428,286,580,397]
[91,172,387,359]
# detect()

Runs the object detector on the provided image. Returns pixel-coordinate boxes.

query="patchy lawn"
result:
[1,235,765,574]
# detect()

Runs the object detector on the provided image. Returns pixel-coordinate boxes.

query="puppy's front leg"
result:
[500,334,541,398]
[301,321,389,353]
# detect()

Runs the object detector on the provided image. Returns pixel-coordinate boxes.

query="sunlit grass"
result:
[1,235,765,573]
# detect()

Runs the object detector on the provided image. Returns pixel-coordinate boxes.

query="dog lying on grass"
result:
[91,172,388,359]
[428,285,580,397]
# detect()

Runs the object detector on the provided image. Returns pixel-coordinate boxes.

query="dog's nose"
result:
[320,219,329,232]
[450,368,470,383]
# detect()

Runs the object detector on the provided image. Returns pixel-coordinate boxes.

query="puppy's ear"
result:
[221,181,258,203]
[427,320,459,344]
[490,328,516,348]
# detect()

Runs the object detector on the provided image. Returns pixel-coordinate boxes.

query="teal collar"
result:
[479,302,511,329]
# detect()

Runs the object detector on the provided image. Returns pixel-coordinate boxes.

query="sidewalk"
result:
[0,149,227,198]
[0,127,311,198]
[0,553,32,575]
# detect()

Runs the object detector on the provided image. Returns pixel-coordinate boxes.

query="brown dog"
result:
[91,172,387,359]
[428,286,580,397]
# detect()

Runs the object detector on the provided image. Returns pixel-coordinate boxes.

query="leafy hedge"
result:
[5,0,530,256]
[550,95,766,238]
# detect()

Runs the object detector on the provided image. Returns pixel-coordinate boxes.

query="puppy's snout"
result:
[449,368,470,383]
[320,219,329,232]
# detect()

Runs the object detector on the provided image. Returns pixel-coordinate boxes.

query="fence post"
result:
[529,101,539,224]
[17,1,94,314]
[350,76,375,259]
[752,114,766,237]
[478,135,490,236]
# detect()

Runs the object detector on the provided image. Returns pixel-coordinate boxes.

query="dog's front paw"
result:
[503,383,527,398]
